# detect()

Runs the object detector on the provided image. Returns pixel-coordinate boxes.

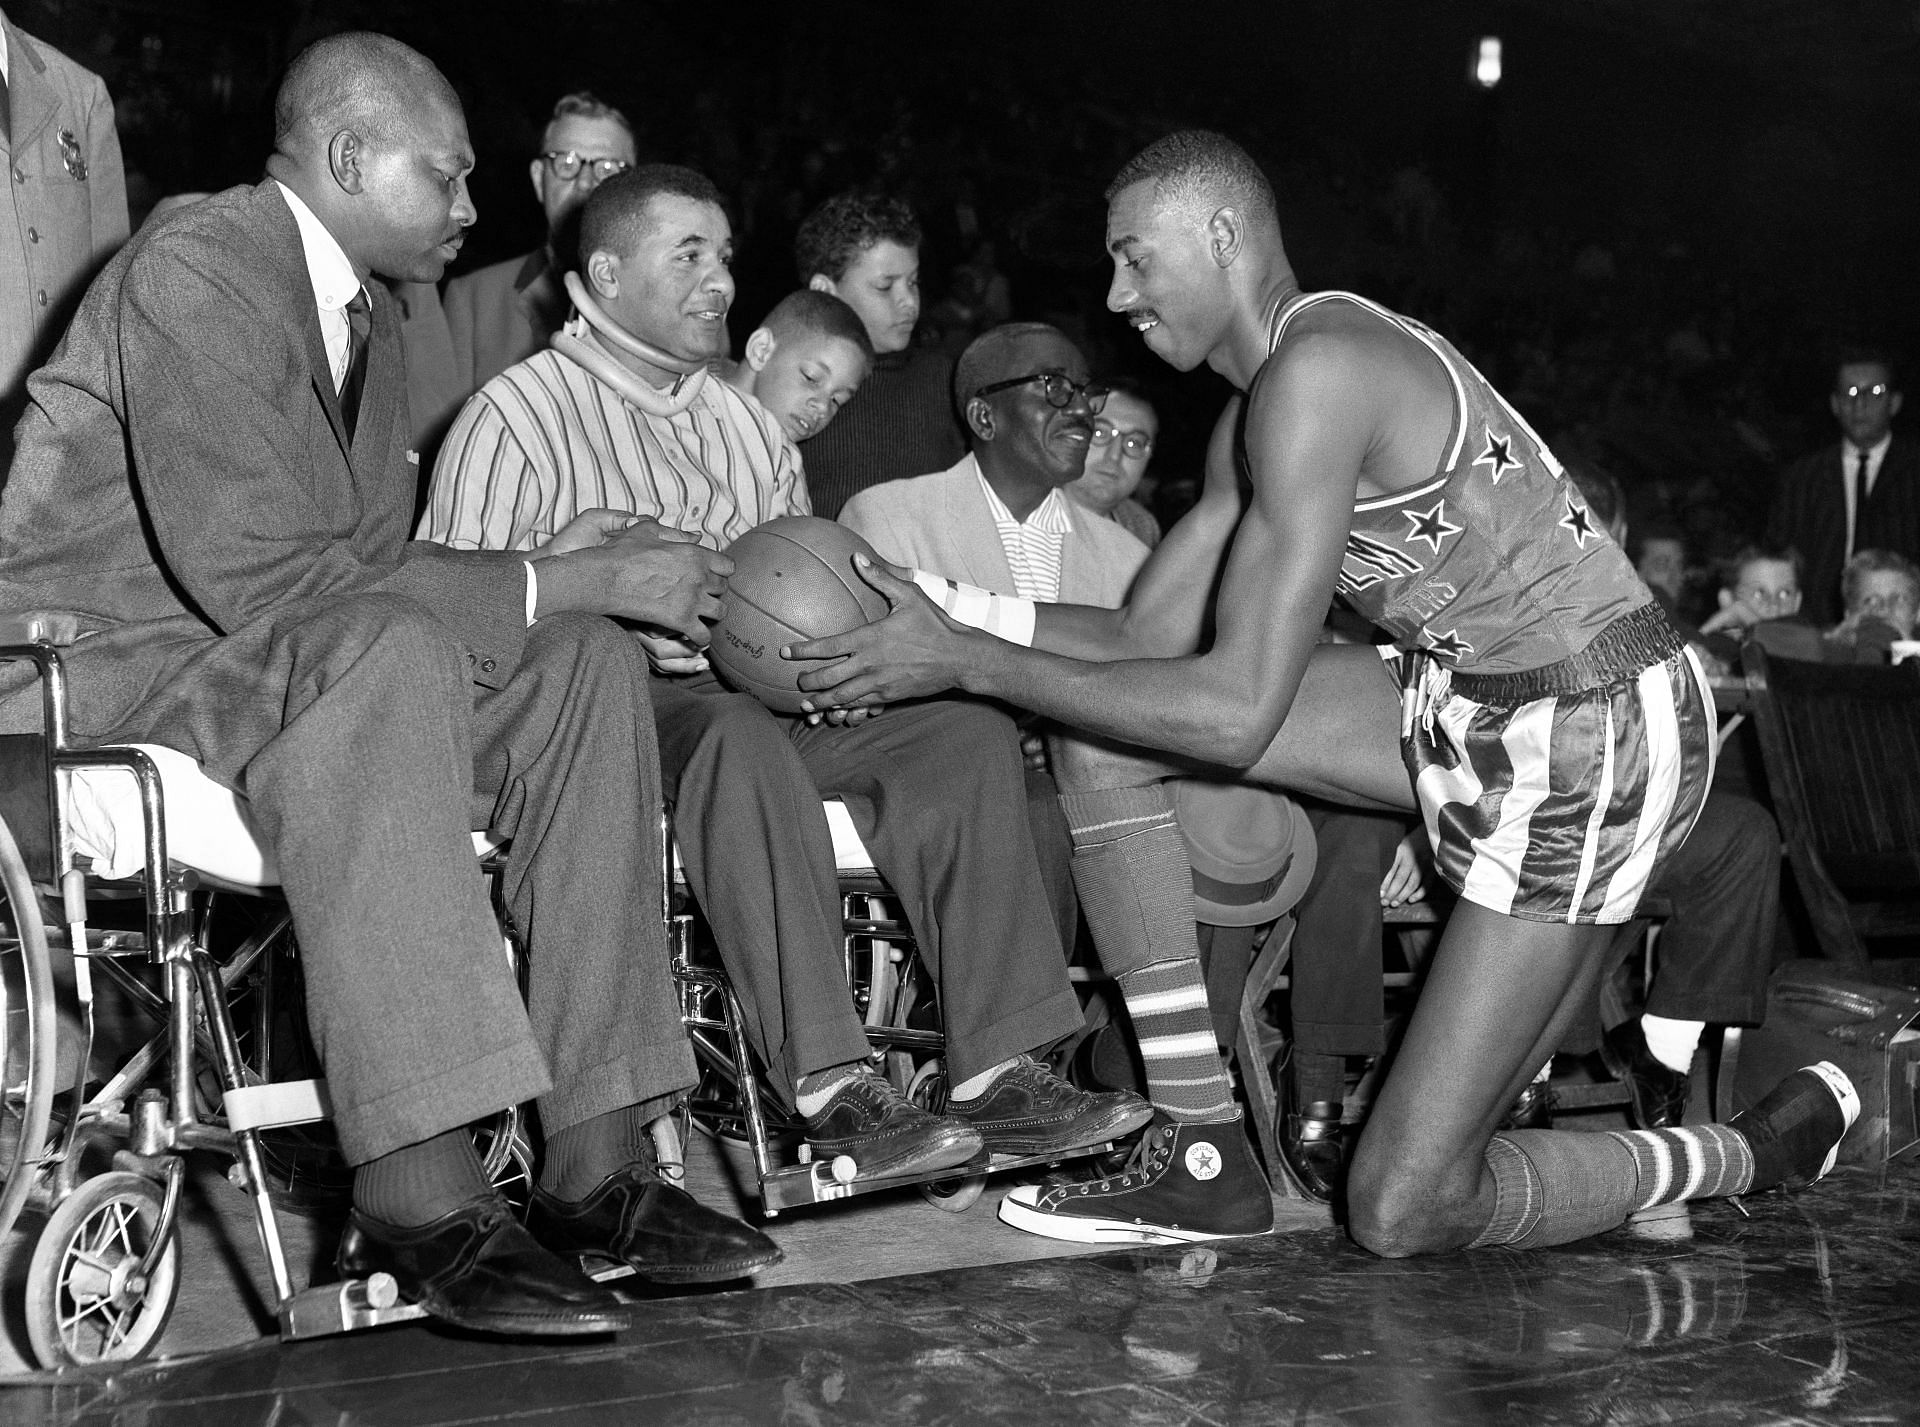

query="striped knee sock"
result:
[1057,784,1234,1122]
[1471,1125,1754,1249]
[1117,960,1238,1120]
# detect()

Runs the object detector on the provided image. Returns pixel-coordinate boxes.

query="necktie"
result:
[1858,447,1874,504]
[1,68,12,145]
[338,288,371,440]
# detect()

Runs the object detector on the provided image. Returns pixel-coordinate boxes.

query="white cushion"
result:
[63,745,501,888]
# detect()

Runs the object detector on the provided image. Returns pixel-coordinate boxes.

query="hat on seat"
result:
[1173,779,1317,928]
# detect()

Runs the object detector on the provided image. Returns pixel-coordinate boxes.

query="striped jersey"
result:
[1265,291,1650,676]
[422,346,808,553]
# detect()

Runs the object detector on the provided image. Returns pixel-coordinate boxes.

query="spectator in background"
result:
[1698,543,1819,664]
[793,191,965,517]
[1768,352,1920,626]
[1631,521,1691,621]
[1,6,127,465]
[1067,379,1163,549]
[441,91,636,417]
[1823,548,1919,663]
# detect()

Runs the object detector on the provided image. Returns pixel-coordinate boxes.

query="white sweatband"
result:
[911,570,1035,647]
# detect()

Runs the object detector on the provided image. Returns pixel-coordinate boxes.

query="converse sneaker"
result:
[1729,1061,1859,1192]
[997,1111,1274,1245]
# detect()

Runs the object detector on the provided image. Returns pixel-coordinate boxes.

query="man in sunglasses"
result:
[1767,351,1919,625]
[443,91,637,403]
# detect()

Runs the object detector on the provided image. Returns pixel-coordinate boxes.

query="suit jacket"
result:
[1,16,128,452]
[0,180,528,785]
[840,454,1149,608]
[1767,435,1920,626]
[443,247,566,410]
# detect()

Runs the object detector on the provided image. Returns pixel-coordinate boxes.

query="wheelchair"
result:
[0,623,544,1369]
[668,801,1122,1219]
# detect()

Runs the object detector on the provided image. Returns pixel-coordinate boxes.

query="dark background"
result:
[12,0,1917,563]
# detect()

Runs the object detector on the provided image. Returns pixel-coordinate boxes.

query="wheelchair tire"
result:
[0,811,57,1245]
[903,1062,986,1213]
[26,1170,181,1369]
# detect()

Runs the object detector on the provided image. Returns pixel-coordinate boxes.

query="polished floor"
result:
[3,1143,1918,1426]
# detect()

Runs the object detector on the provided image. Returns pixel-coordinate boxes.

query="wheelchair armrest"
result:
[0,611,83,649]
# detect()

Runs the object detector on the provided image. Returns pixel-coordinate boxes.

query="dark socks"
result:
[538,1102,659,1203]
[353,1127,492,1226]
[1293,1051,1346,1113]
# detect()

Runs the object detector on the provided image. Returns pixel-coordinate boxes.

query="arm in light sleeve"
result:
[420,390,553,552]
[774,436,811,519]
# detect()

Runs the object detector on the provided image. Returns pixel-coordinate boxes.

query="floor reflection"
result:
[6,1159,1919,1426]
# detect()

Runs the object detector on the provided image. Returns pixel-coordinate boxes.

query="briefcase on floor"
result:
[1733,961,1920,1167]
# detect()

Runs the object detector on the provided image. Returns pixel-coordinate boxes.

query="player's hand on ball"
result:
[788,554,976,712]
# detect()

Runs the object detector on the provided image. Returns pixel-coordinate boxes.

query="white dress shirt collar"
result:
[973,461,1076,535]
[273,180,364,388]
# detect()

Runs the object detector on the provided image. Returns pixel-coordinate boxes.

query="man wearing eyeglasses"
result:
[1067,380,1164,549]
[443,91,636,403]
[1767,352,1919,626]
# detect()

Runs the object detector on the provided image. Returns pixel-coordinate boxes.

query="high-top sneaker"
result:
[1729,1061,1859,1192]
[997,1110,1274,1245]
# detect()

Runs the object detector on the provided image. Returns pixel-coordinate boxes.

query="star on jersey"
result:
[1423,627,1475,661]
[1401,498,1463,556]
[1472,427,1524,484]
[1560,496,1597,548]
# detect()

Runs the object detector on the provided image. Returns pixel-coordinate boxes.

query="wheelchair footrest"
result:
[757,1140,1118,1215]
[278,1275,428,1340]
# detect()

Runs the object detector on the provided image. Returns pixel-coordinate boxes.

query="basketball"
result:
[709,516,893,713]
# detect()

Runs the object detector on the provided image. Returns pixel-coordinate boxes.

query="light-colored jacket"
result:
[840,453,1149,608]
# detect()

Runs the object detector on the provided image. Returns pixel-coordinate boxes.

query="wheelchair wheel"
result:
[472,1106,536,1216]
[0,811,57,1245]
[26,1171,181,1368]
[904,1062,986,1213]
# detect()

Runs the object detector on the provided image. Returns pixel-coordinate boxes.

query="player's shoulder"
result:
[1254,293,1431,413]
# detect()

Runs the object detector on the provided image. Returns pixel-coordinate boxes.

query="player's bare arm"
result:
[792,336,1373,763]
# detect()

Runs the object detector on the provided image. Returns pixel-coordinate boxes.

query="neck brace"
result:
[550,269,711,418]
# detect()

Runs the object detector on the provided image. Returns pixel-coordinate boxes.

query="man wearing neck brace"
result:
[422,165,1147,1187]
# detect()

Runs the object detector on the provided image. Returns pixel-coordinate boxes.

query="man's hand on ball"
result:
[635,626,710,675]
[787,554,978,712]
[537,508,643,558]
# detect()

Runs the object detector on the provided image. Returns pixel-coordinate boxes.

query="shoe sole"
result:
[973,1100,1156,1160]
[615,1245,786,1285]
[1803,1061,1861,1183]
[995,1186,1265,1246]
[423,1302,632,1336]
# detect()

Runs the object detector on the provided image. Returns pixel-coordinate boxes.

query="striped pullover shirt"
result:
[421,346,808,554]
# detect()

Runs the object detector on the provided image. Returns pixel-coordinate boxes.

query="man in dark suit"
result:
[437,91,636,432]
[1767,352,1919,626]
[0,32,775,1336]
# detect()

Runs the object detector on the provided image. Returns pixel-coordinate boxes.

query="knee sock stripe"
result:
[1068,812,1180,842]
[1126,986,1212,1015]
[1470,1135,1542,1248]
[1140,1032,1222,1059]
[1611,1125,1753,1210]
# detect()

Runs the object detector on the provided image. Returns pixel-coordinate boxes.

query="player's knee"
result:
[1345,1148,1475,1260]
[308,594,468,695]
[1046,729,1169,795]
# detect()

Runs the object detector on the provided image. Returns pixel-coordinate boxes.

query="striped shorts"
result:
[1383,641,1716,925]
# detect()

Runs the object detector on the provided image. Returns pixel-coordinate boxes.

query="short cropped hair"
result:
[794,192,921,284]
[542,90,634,149]
[1720,542,1806,591]
[953,322,1065,412]
[1842,548,1920,610]
[758,290,875,359]
[1563,460,1625,531]
[580,164,726,260]
[1833,345,1902,391]
[1104,129,1277,226]
[273,32,453,152]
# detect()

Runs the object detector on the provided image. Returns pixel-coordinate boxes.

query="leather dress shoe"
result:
[527,1164,783,1285]
[802,1068,985,1179]
[1500,1078,1555,1132]
[1280,1100,1346,1204]
[337,1196,628,1336]
[948,1054,1154,1158]
[1601,1019,1690,1130]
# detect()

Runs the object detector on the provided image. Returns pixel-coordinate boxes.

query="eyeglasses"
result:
[540,151,631,183]
[1734,585,1800,610]
[1837,383,1892,403]
[1091,424,1155,459]
[972,371,1109,412]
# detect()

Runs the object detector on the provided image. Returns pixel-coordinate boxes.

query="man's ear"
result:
[584,249,621,300]
[807,274,837,297]
[1717,588,1735,611]
[327,129,365,196]
[529,158,548,208]
[1891,391,1905,420]
[743,327,777,373]
[965,396,995,443]
[1207,206,1246,269]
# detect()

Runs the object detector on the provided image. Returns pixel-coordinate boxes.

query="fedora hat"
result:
[1173,779,1318,927]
